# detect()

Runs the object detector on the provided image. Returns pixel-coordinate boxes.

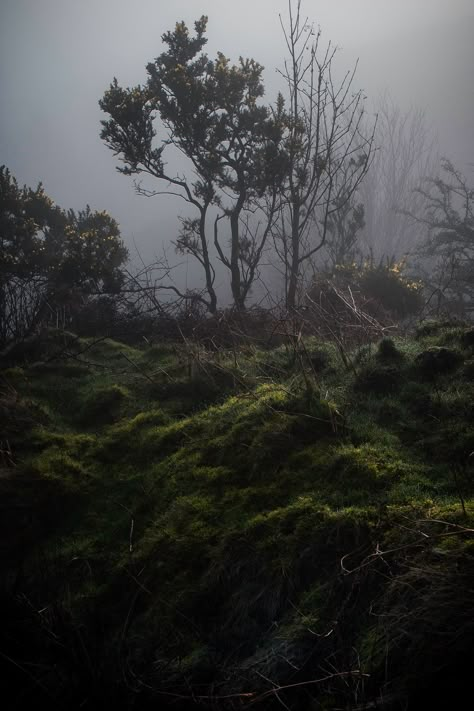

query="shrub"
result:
[358,259,423,318]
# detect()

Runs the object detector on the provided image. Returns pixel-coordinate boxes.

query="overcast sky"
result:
[1,0,473,264]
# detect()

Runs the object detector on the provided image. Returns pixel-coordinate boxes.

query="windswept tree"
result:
[272,0,376,309]
[100,17,285,312]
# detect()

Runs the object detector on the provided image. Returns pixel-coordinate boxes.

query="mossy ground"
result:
[1,322,473,709]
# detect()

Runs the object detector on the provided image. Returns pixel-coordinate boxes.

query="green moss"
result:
[36,447,87,484]
[3,324,474,708]
[1,365,27,382]
[124,408,170,429]
[415,319,468,341]
[354,360,404,394]
[78,383,130,425]
[79,336,142,362]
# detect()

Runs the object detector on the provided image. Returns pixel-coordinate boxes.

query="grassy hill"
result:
[1,321,473,709]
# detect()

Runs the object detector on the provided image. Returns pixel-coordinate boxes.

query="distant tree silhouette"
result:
[413,159,474,316]
[271,1,376,308]
[358,94,438,259]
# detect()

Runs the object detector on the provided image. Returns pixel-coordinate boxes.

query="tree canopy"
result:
[100,16,289,311]
[100,8,376,311]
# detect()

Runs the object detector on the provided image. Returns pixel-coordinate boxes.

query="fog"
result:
[1,0,473,269]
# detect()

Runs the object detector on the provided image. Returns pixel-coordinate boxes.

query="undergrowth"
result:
[1,321,473,710]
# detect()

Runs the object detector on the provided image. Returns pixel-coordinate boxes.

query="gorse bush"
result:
[331,258,424,319]
[358,258,423,317]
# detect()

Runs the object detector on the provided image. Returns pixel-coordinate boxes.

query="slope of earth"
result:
[1,321,473,710]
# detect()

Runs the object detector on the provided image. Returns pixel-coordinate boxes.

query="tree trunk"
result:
[230,193,246,310]
[199,211,218,314]
[286,205,301,310]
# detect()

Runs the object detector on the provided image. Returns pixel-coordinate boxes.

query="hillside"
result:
[1,321,473,709]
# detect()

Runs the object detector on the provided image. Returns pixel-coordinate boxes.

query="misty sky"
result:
[1,0,473,265]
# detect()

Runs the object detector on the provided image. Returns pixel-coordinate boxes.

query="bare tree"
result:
[272,0,376,309]
[358,93,438,260]
[319,163,366,270]
[413,158,474,316]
